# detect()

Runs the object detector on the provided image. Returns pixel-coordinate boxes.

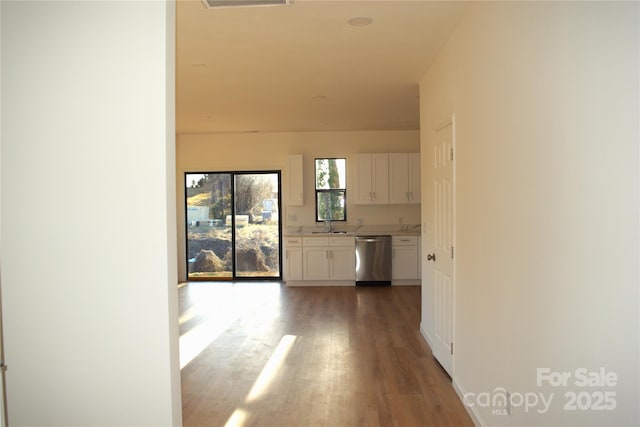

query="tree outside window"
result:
[315,158,346,222]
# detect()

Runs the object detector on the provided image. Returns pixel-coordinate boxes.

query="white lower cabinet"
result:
[303,246,330,280]
[392,235,420,281]
[284,237,304,281]
[330,246,356,280]
[288,234,418,285]
[302,236,355,281]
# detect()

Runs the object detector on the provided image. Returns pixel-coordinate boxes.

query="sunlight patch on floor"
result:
[179,282,284,369]
[220,334,298,427]
[246,334,297,402]
[179,306,197,325]
[179,285,239,369]
[223,408,249,427]
[179,316,236,369]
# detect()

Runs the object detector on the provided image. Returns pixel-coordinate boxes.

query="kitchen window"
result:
[315,158,346,222]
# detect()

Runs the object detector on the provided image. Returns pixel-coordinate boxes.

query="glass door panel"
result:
[186,173,233,279]
[234,173,280,278]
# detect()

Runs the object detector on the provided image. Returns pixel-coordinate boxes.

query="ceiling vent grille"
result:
[201,0,292,9]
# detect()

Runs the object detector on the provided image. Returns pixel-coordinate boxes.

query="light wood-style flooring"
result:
[180,282,473,427]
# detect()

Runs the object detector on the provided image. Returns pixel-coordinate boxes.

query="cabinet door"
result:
[287,154,304,206]
[417,236,421,277]
[389,153,421,204]
[371,154,389,204]
[329,247,355,280]
[392,245,419,280]
[285,247,303,281]
[303,247,329,280]
[354,153,389,205]
[389,153,409,204]
[408,153,421,204]
[353,154,374,204]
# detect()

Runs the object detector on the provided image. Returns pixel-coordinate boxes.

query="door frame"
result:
[184,170,283,281]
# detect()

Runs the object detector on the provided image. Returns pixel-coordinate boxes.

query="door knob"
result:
[427,253,436,261]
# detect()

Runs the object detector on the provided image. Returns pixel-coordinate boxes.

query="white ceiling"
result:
[176,0,468,134]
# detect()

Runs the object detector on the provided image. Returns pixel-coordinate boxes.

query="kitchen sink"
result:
[311,230,350,234]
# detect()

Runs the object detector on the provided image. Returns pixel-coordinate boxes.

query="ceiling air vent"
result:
[201,0,293,9]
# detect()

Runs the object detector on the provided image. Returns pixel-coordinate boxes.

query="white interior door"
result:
[428,118,455,376]
[0,265,6,427]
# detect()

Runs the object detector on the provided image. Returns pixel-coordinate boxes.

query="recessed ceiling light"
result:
[347,17,373,27]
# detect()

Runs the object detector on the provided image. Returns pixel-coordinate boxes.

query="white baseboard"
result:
[419,322,433,349]
[286,280,420,287]
[452,377,486,427]
[285,280,355,287]
[419,325,484,427]
[391,279,420,286]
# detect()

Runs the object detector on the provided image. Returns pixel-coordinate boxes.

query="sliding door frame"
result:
[184,170,283,281]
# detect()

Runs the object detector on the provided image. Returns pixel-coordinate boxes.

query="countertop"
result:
[284,225,421,237]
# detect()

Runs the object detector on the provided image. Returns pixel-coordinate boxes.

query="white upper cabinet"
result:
[287,154,304,206]
[353,153,389,205]
[409,153,421,204]
[389,153,421,204]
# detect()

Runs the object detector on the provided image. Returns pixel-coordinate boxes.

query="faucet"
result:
[324,220,332,232]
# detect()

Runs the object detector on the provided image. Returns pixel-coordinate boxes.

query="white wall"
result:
[177,130,421,280]
[1,1,181,425]
[420,2,639,426]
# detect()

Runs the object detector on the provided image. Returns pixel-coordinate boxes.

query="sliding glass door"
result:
[233,173,280,278]
[185,171,281,280]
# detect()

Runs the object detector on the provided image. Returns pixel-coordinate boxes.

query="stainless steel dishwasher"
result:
[355,235,392,286]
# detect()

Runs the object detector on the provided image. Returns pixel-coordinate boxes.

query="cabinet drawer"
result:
[285,237,302,247]
[303,237,329,247]
[392,235,418,246]
[328,236,355,247]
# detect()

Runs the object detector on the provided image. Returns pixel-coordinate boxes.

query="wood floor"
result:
[179,282,473,427]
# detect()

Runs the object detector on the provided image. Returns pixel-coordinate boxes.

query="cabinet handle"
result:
[393,249,396,258]
[286,250,289,260]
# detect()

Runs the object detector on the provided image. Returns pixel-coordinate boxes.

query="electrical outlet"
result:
[398,217,404,225]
